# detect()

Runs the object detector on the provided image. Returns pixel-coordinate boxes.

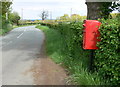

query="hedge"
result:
[95,19,120,85]
[40,18,120,85]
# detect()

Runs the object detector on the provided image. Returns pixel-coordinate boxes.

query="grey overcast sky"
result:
[12,0,87,20]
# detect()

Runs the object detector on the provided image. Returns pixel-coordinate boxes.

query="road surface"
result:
[0,26,67,85]
[1,26,44,85]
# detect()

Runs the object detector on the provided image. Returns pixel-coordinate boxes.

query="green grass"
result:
[0,29,2,35]
[36,25,64,63]
[36,24,106,85]
[0,23,13,35]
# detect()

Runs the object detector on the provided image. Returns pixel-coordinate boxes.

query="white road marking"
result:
[1,29,26,48]
[17,33,24,38]
[0,28,28,49]
[17,28,26,39]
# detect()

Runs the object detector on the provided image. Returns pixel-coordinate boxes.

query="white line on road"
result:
[17,33,24,38]
[1,28,26,49]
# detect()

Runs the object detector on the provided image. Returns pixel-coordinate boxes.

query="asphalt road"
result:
[0,26,45,85]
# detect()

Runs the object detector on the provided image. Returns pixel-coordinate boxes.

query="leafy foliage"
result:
[1,0,12,15]
[9,12,20,25]
[0,1,21,35]
[95,18,120,85]
[60,14,70,20]
[40,17,120,85]
[100,2,120,19]
[57,14,86,22]
[36,24,104,85]
[0,0,13,35]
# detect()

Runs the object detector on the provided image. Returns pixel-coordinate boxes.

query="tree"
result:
[58,14,86,22]
[1,0,12,18]
[39,10,48,20]
[1,0,12,29]
[60,14,70,20]
[0,1,2,28]
[118,1,120,12]
[71,14,82,21]
[86,0,120,20]
[9,11,20,25]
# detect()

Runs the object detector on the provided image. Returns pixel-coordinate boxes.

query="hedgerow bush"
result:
[50,22,90,69]
[95,18,120,85]
[1,20,13,35]
[40,18,120,85]
[36,24,103,85]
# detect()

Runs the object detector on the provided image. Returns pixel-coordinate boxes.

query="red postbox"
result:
[83,20,101,50]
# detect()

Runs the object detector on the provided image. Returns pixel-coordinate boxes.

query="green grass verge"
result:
[0,23,13,35]
[36,25,64,63]
[36,24,106,85]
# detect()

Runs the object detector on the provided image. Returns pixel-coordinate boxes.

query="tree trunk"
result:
[86,2,103,20]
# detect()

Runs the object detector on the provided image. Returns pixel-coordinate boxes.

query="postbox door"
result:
[83,20,101,50]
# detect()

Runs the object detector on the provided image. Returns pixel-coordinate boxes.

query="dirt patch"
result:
[32,40,68,85]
